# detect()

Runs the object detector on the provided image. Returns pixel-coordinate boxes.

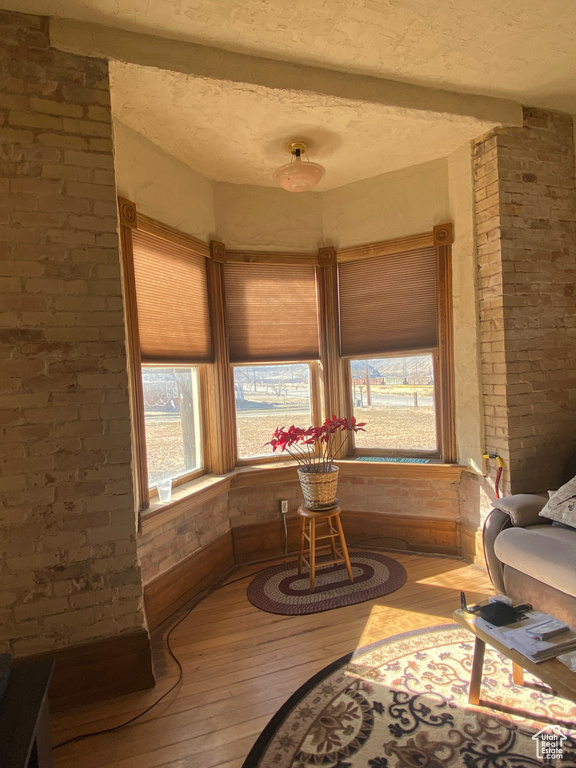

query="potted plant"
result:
[266,416,366,509]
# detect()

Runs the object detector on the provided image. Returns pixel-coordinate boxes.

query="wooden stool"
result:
[297,504,354,592]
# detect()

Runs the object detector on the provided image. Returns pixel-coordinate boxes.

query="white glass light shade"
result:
[273,156,325,192]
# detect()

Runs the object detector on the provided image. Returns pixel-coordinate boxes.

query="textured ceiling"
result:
[6,0,576,108]
[110,62,496,189]
[4,0,576,187]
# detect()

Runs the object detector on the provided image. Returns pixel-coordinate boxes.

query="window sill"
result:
[139,458,468,535]
[140,472,234,534]
[336,459,466,480]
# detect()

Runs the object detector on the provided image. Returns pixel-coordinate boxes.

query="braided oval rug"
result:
[246,551,408,616]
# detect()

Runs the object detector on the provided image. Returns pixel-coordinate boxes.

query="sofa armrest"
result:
[491,493,549,527]
[483,508,512,593]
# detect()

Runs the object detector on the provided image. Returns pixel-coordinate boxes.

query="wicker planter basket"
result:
[298,465,339,510]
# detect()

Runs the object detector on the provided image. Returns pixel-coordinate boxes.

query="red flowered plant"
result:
[266,416,366,473]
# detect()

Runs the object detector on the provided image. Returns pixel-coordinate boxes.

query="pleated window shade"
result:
[338,246,438,358]
[132,230,213,364]
[224,262,320,363]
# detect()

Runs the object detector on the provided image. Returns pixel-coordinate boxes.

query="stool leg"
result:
[298,514,306,575]
[309,519,316,593]
[334,514,354,584]
[328,520,338,561]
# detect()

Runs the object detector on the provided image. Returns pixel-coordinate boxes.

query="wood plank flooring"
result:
[51,551,494,768]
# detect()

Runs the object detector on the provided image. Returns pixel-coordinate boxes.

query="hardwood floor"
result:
[51,551,494,768]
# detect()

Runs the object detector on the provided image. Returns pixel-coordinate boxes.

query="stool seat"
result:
[297,504,354,592]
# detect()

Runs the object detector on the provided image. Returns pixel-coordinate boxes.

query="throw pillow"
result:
[539,475,576,527]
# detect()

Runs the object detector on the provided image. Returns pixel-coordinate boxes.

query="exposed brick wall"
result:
[0,11,145,656]
[227,473,460,528]
[474,108,576,494]
[227,478,302,527]
[138,491,230,583]
[337,475,459,519]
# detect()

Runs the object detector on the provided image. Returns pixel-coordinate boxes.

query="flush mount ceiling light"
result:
[273,141,325,192]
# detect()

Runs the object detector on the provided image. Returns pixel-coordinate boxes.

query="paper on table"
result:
[474,610,551,649]
[474,610,576,663]
[506,628,576,662]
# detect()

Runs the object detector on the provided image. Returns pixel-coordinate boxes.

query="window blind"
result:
[131,230,213,364]
[338,246,438,358]
[224,262,320,363]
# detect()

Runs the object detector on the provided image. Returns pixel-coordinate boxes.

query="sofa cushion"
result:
[539,475,576,527]
[494,525,576,599]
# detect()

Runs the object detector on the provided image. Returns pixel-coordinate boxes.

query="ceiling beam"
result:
[50,19,523,127]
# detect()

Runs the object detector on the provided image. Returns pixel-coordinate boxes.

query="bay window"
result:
[119,195,455,513]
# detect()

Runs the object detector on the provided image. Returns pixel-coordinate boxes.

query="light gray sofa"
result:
[483,494,576,626]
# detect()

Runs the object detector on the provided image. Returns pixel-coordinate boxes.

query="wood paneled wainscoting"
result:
[40,630,155,713]
[144,531,235,631]
[232,511,460,563]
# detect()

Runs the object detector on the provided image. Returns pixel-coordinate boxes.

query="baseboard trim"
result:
[232,510,460,563]
[144,530,235,630]
[24,628,155,712]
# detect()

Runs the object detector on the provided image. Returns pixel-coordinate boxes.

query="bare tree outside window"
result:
[142,366,202,486]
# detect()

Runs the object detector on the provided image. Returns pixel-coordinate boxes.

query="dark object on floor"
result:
[0,658,54,768]
[241,625,576,768]
[247,551,407,615]
[0,653,12,704]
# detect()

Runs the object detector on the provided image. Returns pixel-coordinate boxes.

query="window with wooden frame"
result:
[118,199,214,507]
[223,259,321,462]
[336,225,455,462]
[119,199,456,511]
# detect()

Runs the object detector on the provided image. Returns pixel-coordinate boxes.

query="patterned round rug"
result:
[247,551,407,615]
[242,625,576,768]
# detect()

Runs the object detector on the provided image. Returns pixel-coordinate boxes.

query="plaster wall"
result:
[113,120,216,241]
[447,144,485,473]
[319,158,450,249]
[213,183,323,251]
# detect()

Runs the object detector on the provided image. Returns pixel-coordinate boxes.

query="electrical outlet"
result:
[280,500,289,514]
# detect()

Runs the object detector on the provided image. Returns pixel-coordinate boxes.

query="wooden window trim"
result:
[325,224,456,463]
[118,201,227,511]
[336,231,435,263]
[118,198,149,511]
[136,212,210,260]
